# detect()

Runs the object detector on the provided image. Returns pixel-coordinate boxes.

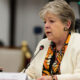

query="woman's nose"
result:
[44,22,50,29]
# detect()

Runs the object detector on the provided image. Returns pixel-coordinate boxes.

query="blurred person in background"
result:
[25,0,80,80]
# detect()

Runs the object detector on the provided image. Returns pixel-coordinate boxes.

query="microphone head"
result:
[40,45,44,50]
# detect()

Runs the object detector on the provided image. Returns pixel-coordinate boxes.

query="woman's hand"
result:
[37,75,57,80]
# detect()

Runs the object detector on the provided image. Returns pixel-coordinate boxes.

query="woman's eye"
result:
[50,20,54,23]
[44,21,46,24]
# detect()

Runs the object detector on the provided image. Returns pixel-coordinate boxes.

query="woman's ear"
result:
[66,20,71,29]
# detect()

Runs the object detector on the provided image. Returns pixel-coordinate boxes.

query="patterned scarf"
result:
[42,33,71,75]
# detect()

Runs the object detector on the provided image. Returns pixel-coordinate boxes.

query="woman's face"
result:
[44,12,67,43]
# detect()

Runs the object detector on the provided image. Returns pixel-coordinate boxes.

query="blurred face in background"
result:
[44,12,67,43]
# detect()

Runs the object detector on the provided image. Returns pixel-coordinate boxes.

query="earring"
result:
[64,27,69,31]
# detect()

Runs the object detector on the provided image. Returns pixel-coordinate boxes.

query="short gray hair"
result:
[39,0,75,31]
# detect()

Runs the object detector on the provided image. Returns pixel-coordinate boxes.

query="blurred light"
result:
[78,1,80,5]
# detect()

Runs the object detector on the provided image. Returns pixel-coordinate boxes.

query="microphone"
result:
[33,45,44,60]
[23,45,44,72]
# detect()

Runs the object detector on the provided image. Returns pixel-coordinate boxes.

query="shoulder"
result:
[37,38,51,49]
[39,38,51,44]
[34,38,51,53]
[71,32,80,44]
[36,38,51,50]
[71,32,80,39]
[69,32,80,50]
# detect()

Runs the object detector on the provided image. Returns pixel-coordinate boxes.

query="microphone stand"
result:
[23,45,44,73]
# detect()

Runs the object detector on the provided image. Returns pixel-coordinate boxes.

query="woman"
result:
[25,0,80,80]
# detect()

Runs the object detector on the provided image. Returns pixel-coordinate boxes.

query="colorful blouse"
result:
[42,33,71,75]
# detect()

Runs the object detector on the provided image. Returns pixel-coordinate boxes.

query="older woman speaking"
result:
[25,0,80,80]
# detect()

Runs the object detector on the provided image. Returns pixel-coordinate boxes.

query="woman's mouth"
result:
[46,31,51,34]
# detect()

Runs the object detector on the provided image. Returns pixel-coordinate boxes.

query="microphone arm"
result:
[23,45,44,72]
[31,45,44,62]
